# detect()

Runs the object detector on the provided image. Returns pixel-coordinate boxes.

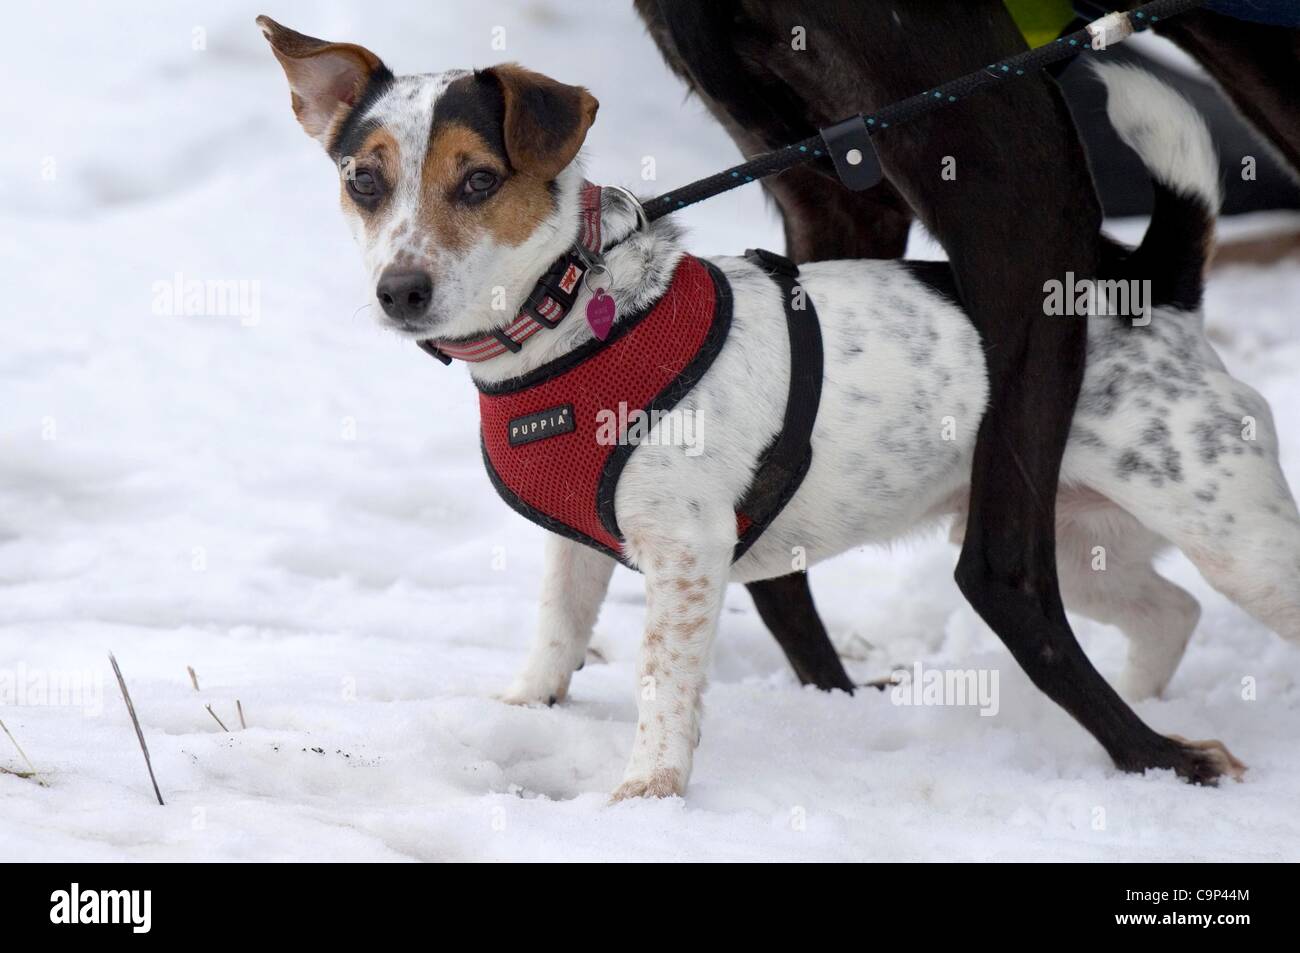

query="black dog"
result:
[635,0,1269,782]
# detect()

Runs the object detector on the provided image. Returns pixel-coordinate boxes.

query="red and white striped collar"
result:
[418,181,604,364]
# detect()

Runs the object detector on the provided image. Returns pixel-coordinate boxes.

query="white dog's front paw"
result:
[610,739,694,802]
[610,768,686,802]
[496,669,572,707]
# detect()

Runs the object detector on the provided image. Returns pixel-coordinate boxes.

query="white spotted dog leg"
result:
[611,525,731,801]
[499,533,615,707]
[1108,392,1300,650]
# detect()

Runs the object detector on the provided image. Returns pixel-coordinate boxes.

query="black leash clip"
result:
[819,115,884,192]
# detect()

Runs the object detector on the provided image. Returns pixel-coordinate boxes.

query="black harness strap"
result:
[734,249,823,562]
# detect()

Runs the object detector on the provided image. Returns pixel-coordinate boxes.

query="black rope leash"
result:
[641,0,1210,222]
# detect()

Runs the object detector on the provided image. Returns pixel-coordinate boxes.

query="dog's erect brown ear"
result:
[482,65,599,180]
[256,15,389,145]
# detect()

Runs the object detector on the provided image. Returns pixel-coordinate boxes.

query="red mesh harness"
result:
[418,185,823,568]
[476,254,732,563]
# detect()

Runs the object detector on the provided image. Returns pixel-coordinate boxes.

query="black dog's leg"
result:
[638,0,1241,781]
[954,314,1234,781]
[746,573,856,692]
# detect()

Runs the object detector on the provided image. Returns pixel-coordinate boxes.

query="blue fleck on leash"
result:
[639,0,1212,223]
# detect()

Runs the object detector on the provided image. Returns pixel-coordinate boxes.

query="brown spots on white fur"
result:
[672,617,706,640]
[614,526,728,799]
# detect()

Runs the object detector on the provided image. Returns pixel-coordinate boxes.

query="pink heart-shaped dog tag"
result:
[586,290,616,341]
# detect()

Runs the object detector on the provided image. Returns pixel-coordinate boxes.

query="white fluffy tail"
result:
[1093,62,1221,210]
[1092,62,1220,309]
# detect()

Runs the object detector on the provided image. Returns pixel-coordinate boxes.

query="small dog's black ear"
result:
[481,64,599,181]
[256,15,389,145]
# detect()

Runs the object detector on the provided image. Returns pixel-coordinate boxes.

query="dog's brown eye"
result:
[349,170,378,197]
[463,170,499,198]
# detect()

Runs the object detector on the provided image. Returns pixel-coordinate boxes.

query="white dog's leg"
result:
[1053,493,1200,701]
[611,521,732,801]
[500,533,614,706]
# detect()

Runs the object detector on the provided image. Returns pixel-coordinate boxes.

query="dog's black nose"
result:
[377,270,433,322]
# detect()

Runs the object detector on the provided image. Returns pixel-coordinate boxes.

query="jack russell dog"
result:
[260,15,1299,799]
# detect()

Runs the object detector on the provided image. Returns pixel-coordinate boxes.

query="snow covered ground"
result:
[3,1,1300,862]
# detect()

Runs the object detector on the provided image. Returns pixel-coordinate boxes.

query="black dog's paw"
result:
[1165,735,1247,786]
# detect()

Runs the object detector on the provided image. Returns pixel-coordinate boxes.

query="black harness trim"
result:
[479,437,624,563]
[733,249,824,562]
[594,259,734,551]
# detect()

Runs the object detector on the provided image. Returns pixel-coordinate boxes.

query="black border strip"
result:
[480,437,626,565]
[594,259,734,544]
[733,447,814,563]
[731,250,823,563]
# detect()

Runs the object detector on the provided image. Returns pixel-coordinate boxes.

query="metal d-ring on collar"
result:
[575,186,646,290]
[601,185,649,238]
[582,262,611,296]
[582,184,650,291]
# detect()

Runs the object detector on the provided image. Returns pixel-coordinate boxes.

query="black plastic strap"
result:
[819,116,884,192]
[492,329,523,353]
[418,340,452,365]
[746,247,798,278]
[734,249,823,562]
